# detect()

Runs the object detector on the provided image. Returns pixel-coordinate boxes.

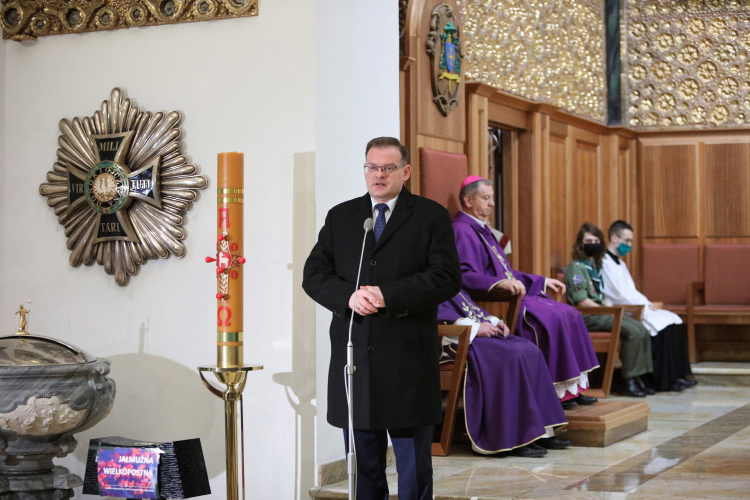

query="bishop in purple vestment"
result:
[454,177,600,407]
[439,291,569,455]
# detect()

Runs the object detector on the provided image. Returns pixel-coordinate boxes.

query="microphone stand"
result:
[347,218,373,500]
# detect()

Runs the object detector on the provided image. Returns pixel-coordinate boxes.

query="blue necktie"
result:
[374,204,388,242]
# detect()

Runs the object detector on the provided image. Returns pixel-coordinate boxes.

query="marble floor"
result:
[310,385,750,499]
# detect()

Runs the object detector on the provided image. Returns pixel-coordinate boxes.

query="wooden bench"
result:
[642,244,700,361]
[687,244,750,358]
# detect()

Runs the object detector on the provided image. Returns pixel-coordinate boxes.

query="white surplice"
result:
[601,252,682,337]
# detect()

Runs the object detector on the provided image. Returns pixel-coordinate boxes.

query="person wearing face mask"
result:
[601,221,696,392]
[453,177,600,412]
[565,222,654,398]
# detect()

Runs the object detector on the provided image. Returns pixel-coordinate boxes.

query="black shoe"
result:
[668,382,685,392]
[508,444,548,457]
[576,394,598,405]
[620,378,647,397]
[536,437,571,450]
[677,377,698,387]
[561,399,578,410]
[636,376,656,395]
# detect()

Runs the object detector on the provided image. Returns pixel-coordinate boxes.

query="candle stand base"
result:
[198,364,262,500]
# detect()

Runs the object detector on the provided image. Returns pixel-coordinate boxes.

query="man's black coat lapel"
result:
[374,188,414,252]
[356,193,376,251]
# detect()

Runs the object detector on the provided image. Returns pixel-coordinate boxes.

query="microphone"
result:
[348,217,374,341]
[345,217,373,500]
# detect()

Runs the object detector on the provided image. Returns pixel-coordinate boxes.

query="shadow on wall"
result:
[72,322,224,479]
[271,151,317,499]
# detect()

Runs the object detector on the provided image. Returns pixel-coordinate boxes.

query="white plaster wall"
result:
[0,3,317,498]
[314,0,400,468]
[0,0,399,496]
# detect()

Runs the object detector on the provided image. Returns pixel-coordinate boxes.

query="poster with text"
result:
[97,447,160,499]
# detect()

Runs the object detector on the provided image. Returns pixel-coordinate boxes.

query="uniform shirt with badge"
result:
[565,259,605,306]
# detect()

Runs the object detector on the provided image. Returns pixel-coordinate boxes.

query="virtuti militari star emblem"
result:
[39,88,207,286]
[426,4,463,116]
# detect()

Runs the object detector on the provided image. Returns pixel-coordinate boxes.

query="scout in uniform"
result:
[565,222,653,398]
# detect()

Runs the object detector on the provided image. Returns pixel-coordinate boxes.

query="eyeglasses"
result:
[364,163,402,174]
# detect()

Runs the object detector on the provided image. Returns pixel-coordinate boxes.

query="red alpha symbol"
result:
[219,208,230,228]
[218,306,232,326]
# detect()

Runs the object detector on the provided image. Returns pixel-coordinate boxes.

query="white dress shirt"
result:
[371,194,399,224]
[601,252,682,337]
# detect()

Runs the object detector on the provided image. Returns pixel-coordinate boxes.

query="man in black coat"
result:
[303,137,461,499]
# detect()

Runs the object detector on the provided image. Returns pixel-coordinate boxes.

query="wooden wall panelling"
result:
[627,139,639,287]
[466,83,496,179]
[704,143,750,238]
[541,112,551,278]
[400,56,418,192]
[571,127,601,233]
[599,134,615,229]
[416,0,465,143]
[516,122,535,274]
[549,124,568,271]
[401,0,465,195]
[639,143,700,239]
[516,110,550,276]
[488,101,529,130]
[503,130,520,270]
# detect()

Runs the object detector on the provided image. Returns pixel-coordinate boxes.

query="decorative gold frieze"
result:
[625,0,750,129]
[460,0,607,123]
[1,0,256,41]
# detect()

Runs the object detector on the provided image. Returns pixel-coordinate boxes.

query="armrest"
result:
[437,325,470,337]
[651,301,664,310]
[621,304,644,322]
[686,281,705,313]
[470,288,519,302]
[575,306,623,316]
[574,306,624,335]
[436,325,470,379]
[471,289,523,336]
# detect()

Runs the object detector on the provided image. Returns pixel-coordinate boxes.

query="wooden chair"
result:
[417,147,524,455]
[433,324,470,456]
[432,289,522,456]
[551,268,643,398]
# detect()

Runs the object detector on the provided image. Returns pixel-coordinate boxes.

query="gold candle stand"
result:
[199,152,262,500]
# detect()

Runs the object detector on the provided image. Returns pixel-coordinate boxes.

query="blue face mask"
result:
[617,242,632,256]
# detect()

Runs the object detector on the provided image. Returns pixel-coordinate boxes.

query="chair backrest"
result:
[418,147,469,217]
[556,272,569,304]
[704,244,750,305]
[642,244,700,305]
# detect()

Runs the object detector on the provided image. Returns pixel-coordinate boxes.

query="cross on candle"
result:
[206,233,246,301]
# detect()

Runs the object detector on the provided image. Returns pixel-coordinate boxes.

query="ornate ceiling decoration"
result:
[39,88,207,286]
[1,0,257,41]
[460,0,607,123]
[625,0,750,129]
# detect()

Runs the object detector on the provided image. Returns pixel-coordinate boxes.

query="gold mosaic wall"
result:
[626,0,750,129]
[460,0,607,123]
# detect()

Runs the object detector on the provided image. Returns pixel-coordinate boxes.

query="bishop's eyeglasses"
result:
[364,163,403,174]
